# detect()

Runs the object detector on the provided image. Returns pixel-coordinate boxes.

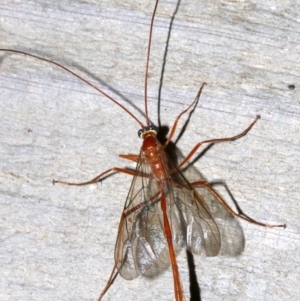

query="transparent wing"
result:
[114,152,168,280]
[114,142,221,280]
[178,148,244,257]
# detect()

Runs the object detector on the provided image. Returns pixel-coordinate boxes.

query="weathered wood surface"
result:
[0,1,298,300]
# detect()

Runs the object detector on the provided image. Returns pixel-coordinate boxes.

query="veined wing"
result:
[114,142,221,280]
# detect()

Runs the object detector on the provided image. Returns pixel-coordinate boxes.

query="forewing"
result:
[114,151,169,280]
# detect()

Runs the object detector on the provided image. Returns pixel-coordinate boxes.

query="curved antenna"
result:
[144,0,160,126]
[0,48,145,128]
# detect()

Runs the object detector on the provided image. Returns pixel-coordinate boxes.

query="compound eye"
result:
[138,129,144,138]
[148,124,157,133]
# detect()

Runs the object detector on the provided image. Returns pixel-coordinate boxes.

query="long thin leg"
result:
[53,167,137,186]
[119,154,139,162]
[99,210,127,301]
[53,153,140,186]
[177,115,261,170]
[97,265,119,301]
[191,180,286,228]
[160,189,185,301]
[163,82,206,148]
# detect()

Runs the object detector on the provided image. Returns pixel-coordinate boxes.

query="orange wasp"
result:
[0,0,286,300]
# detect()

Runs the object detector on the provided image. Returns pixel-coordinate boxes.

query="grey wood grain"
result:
[0,1,298,300]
